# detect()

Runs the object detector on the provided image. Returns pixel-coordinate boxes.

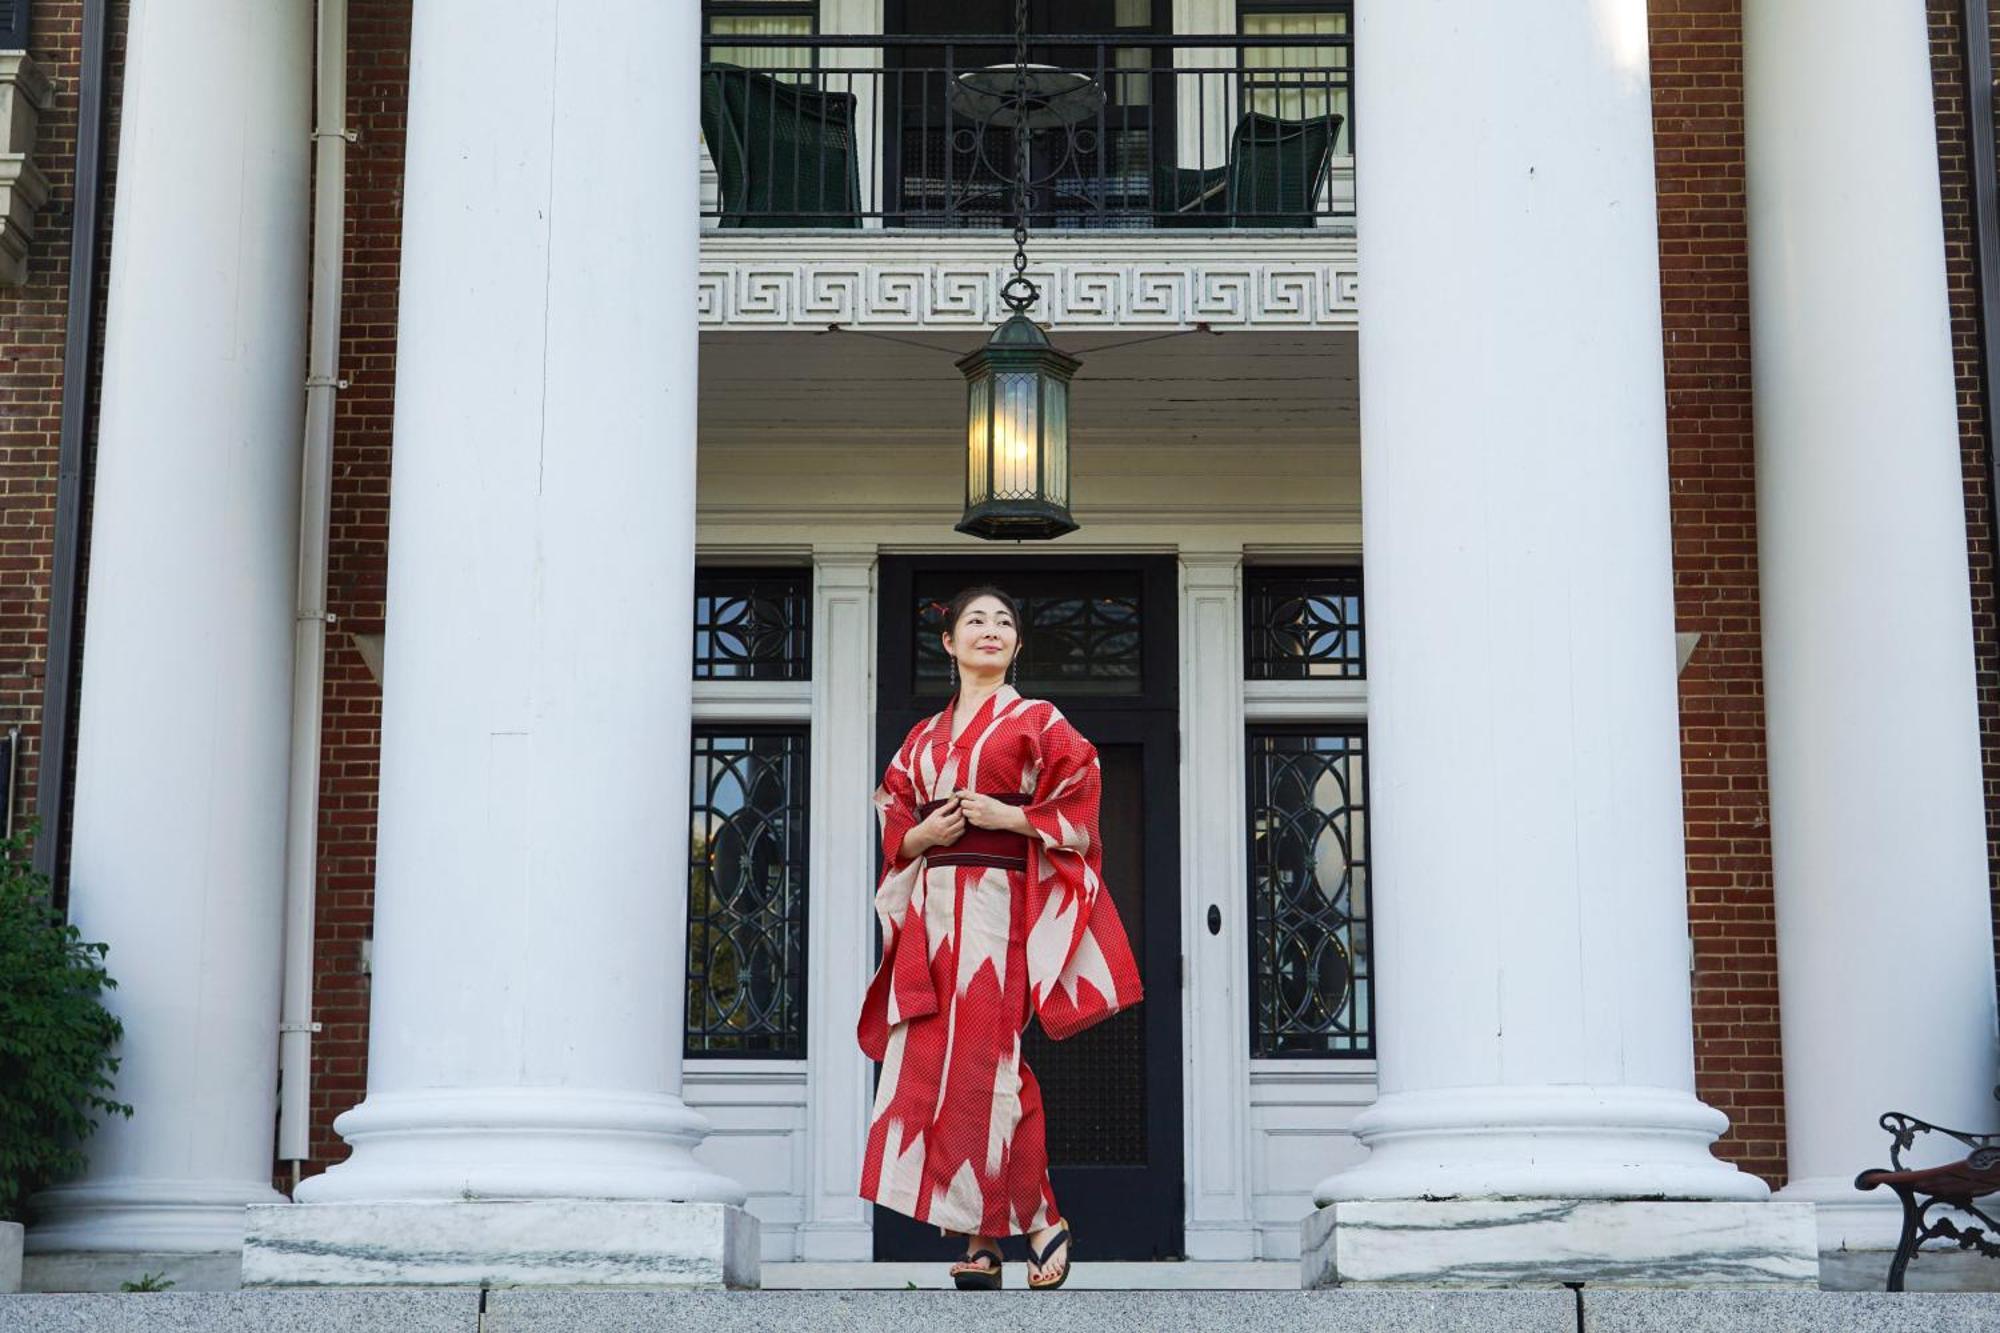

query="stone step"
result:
[3,1289,2000,1333]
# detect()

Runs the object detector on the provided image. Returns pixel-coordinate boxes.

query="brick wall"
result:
[304,0,411,1171]
[0,2,124,872]
[1929,0,2000,1009]
[1650,0,1785,1185]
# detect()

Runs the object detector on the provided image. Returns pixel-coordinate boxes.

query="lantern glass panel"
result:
[995,370,1041,498]
[966,374,992,506]
[1043,375,1069,506]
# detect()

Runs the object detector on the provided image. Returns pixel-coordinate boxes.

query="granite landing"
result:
[1,1290,1998,1332]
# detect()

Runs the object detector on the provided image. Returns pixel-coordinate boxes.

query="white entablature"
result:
[698,232,1358,331]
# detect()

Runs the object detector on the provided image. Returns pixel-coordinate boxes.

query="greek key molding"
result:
[698,233,1358,331]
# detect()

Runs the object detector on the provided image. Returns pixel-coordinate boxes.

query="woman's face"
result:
[944,595,1020,682]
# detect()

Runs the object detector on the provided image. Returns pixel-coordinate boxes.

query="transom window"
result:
[693,567,812,681]
[914,570,1143,696]
[1244,565,1364,680]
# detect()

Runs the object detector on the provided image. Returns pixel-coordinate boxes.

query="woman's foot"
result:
[1027,1223,1072,1290]
[949,1235,1003,1290]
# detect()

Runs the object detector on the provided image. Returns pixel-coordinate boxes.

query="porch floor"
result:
[762,1260,1298,1290]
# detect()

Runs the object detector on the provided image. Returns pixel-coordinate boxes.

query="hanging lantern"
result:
[952,0,1082,541]
[956,313,1079,541]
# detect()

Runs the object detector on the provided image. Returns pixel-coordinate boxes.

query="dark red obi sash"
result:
[917,792,1032,871]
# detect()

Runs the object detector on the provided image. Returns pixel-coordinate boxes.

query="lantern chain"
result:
[1002,0,1040,315]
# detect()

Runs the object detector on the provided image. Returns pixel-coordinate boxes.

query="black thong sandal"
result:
[1027,1226,1073,1291]
[950,1245,1004,1291]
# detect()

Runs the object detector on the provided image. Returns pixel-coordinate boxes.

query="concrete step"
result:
[3,1289,2000,1333]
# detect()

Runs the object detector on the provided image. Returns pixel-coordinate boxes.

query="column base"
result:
[1,1222,20,1294]
[241,1200,759,1289]
[1300,1200,1820,1289]
[25,1177,286,1254]
[293,1088,748,1206]
[1314,1086,1771,1203]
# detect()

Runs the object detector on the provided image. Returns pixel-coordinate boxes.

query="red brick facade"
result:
[3,2,1995,1193]
[1650,0,1783,1184]
[1929,1,2000,1014]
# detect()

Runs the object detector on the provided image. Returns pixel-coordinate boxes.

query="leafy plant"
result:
[119,1272,174,1293]
[0,828,131,1223]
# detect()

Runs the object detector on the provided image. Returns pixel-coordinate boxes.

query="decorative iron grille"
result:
[915,573,1142,695]
[1244,565,1364,680]
[694,568,811,681]
[1247,726,1371,1057]
[685,727,810,1057]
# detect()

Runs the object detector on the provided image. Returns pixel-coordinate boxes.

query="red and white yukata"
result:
[858,683,1143,1238]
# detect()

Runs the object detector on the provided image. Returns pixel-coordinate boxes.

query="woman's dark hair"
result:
[943,585,1023,644]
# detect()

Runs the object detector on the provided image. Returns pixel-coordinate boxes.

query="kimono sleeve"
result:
[871,728,924,878]
[1020,708,1143,1040]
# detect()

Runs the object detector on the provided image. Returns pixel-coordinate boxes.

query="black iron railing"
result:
[698,33,1353,230]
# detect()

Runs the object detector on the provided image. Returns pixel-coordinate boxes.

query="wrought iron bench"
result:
[1853,1094,2000,1291]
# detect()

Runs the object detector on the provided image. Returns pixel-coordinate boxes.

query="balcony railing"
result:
[698,33,1353,231]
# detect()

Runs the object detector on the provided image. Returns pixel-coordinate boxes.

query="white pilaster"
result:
[799,546,878,1260]
[1312,0,1769,1223]
[27,0,309,1266]
[258,0,752,1286]
[1744,0,2000,1253]
[1179,548,1257,1259]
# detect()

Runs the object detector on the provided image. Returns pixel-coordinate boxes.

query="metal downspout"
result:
[279,0,349,1173]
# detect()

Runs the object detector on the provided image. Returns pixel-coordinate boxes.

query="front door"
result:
[872,554,1184,1260]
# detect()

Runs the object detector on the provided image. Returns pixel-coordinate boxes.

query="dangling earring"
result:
[949,656,959,691]
[1007,652,1019,686]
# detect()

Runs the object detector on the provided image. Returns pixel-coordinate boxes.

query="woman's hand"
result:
[955,790,1032,835]
[905,797,966,858]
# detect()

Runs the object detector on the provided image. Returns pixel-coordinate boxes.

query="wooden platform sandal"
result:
[1027,1226,1072,1291]
[949,1243,1004,1291]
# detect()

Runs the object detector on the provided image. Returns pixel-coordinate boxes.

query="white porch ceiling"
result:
[698,328,1359,450]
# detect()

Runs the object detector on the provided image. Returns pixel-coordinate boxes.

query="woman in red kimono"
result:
[858,586,1143,1291]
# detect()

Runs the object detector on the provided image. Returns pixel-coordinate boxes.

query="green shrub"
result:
[0,828,131,1223]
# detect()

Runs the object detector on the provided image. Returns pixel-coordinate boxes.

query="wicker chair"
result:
[1152,111,1342,228]
[700,62,862,228]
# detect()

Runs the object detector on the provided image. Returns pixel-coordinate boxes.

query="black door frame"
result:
[871,553,1185,1260]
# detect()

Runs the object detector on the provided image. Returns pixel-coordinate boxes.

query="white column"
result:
[250,0,753,1288]
[1301,1,1814,1286]
[27,0,309,1276]
[1179,548,1256,1259]
[1745,0,2000,1253]
[799,546,878,1260]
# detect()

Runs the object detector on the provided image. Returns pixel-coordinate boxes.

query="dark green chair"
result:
[700,62,862,228]
[1152,111,1343,228]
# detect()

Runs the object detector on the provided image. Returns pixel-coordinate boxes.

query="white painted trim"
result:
[1242,678,1367,721]
[1178,550,1257,1260]
[798,548,878,1261]
[691,679,813,720]
[700,233,1359,331]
